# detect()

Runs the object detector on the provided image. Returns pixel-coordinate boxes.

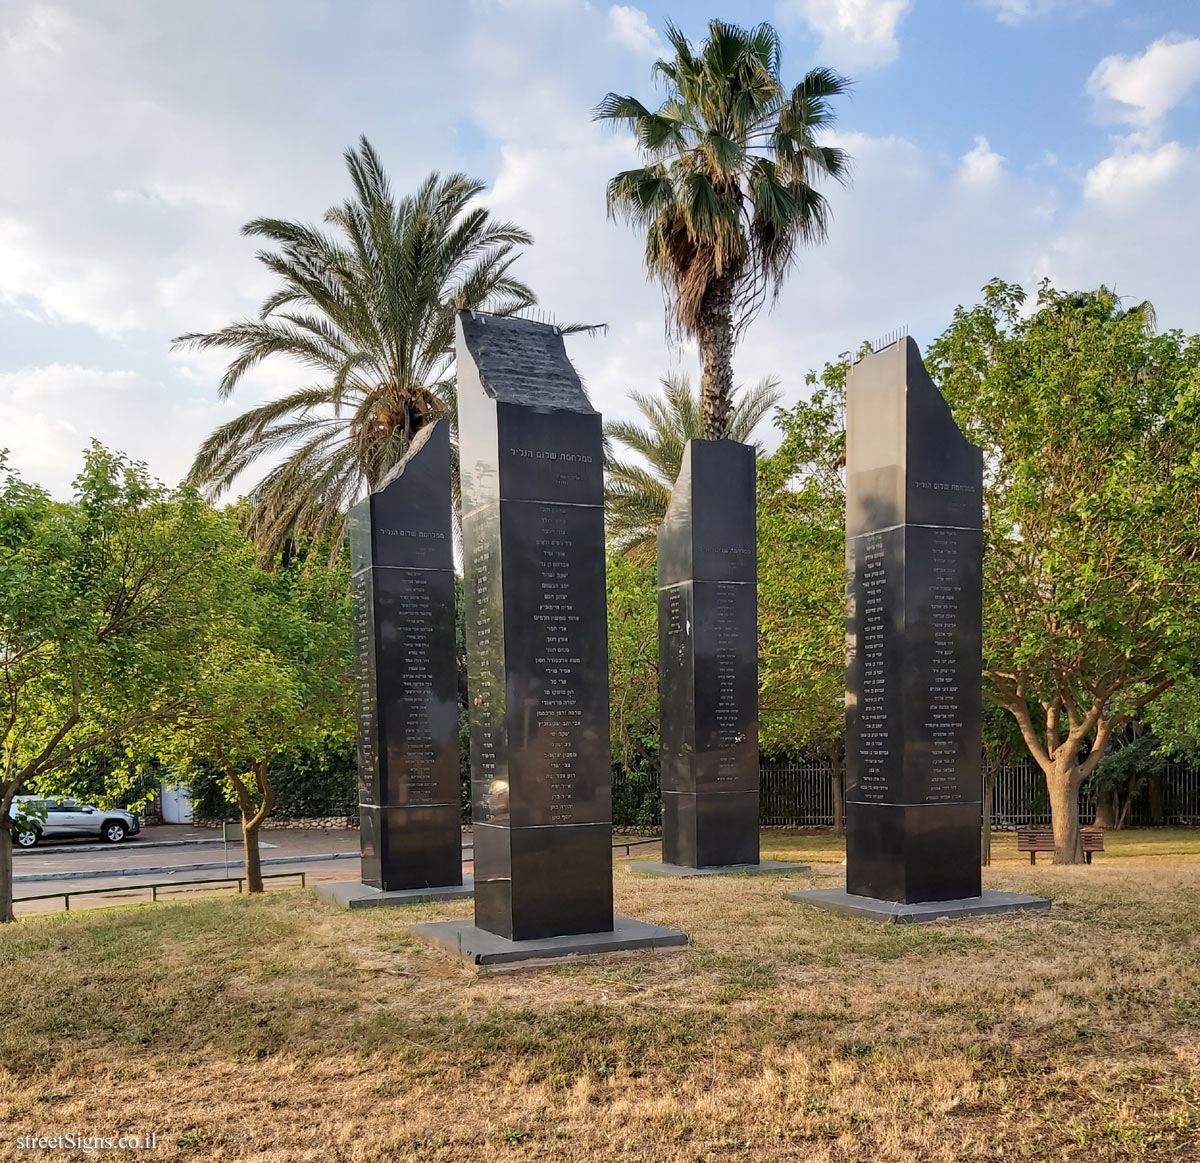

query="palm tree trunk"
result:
[697,275,737,440]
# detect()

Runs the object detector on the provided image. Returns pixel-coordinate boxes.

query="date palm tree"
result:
[605,373,781,562]
[596,20,850,439]
[173,137,536,560]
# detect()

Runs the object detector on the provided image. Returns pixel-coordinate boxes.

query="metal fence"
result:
[761,761,836,826]
[991,758,1200,828]
[608,757,1200,829]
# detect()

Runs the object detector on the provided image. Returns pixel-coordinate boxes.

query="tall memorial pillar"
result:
[790,337,1047,921]
[335,418,469,907]
[410,311,686,962]
[457,311,612,941]
[843,337,983,903]
[658,440,760,868]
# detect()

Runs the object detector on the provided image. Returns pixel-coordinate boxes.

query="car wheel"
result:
[102,821,128,843]
[14,827,39,849]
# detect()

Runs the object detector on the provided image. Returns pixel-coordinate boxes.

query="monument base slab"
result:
[314,877,474,910]
[788,887,1050,925]
[409,915,687,966]
[629,860,809,878]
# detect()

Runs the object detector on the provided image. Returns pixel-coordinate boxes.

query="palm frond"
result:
[177,140,537,562]
[603,373,782,559]
[596,19,851,436]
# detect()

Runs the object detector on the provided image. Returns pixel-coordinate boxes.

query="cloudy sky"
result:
[2,0,1198,496]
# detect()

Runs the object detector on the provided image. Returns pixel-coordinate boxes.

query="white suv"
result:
[9,797,140,848]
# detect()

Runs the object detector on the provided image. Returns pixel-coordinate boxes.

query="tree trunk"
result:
[830,749,845,838]
[242,819,264,894]
[228,760,275,895]
[1116,776,1136,831]
[1149,773,1165,826]
[1048,764,1085,864]
[1093,790,1116,830]
[0,823,13,924]
[696,275,737,440]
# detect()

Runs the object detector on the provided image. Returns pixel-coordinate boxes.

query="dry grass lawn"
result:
[1,829,1199,1161]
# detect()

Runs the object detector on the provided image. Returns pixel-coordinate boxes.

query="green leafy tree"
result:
[928,280,1200,863]
[757,357,847,829]
[605,373,781,561]
[596,20,849,438]
[0,446,234,921]
[1090,725,1165,830]
[174,137,536,560]
[154,548,352,892]
[606,552,661,826]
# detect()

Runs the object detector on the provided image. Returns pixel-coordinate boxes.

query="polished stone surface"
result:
[629,859,809,878]
[788,888,1050,925]
[658,439,760,868]
[410,915,687,966]
[314,876,474,909]
[458,311,614,941]
[845,338,983,903]
[349,419,462,892]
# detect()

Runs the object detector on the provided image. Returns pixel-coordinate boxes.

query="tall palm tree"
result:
[605,373,782,562]
[596,20,850,440]
[173,136,536,559]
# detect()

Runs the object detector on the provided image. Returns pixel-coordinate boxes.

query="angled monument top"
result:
[376,417,443,490]
[658,438,756,587]
[845,336,982,536]
[456,311,595,413]
[349,417,453,575]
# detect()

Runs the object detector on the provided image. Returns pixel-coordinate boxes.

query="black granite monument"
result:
[658,440,761,867]
[411,312,686,961]
[841,337,984,903]
[346,419,465,897]
[457,311,614,941]
[790,337,1047,922]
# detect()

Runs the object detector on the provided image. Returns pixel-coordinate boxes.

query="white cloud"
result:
[1087,36,1200,132]
[1083,141,1188,204]
[958,136,1005,184]
[980,0,1112,26]
[606,5,663,56]
[0,365,140,492]
[779,0,912,71]
[0,363,139,402]
[1041,144,1200,325]
[745,129,1055,369]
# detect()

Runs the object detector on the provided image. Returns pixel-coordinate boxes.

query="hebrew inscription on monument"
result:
[659,439,760,868]
[845,337,984,903]
[349,419,462,892]
[458,311,613,941]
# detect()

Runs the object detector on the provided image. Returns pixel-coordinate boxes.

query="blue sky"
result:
[1,0,1198,495]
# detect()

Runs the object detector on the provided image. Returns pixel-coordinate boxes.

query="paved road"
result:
[14,825,362,878]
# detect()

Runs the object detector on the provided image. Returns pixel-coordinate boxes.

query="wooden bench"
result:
[1016,826,1104,864]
